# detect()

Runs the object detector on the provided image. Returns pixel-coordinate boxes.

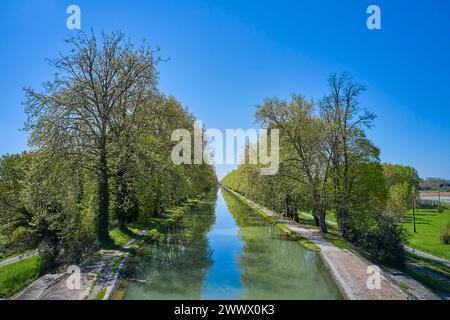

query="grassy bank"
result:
[404,253,450,298]
[223,188,320,252]
[108,198,201,249]
[108,196,205,300]
[0,255,41,298]
[404,208,450,260]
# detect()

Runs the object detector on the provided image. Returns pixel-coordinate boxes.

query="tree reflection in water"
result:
[222,188,342,300]
[124,191,217,300]
[124,188,341,300]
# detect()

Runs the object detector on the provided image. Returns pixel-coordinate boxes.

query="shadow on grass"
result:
[403,212,437,225]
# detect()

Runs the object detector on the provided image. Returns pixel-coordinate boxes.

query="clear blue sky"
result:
[1,0,449,180]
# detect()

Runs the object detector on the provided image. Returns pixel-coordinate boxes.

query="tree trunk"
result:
[339,207,349,239]
[153,189,162,217]
[311,188,321,227]
[313,215,320,227]
[114,169,128,231]
[97,142,111,243]
[318,210,328,233]
[341,133,350,239]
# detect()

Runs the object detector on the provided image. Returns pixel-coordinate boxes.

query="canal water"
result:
[123,188,342,300]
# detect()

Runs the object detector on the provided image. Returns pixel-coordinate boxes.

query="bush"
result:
[437,205,446,213]
[349,213,408,268]
[441,224,450,245]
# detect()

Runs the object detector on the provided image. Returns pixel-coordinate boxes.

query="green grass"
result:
[0,255,41,298]
[298,212,339,233]
[404,255,450,298]
[87,253,102,266]
[109,198,198,249]
[224,188,321,252]
[111,256,125,275]
[325,211,337,222]
[407,253,450,276]
[0,253,8,263]
[322,234,349,250]
[109,229,138,247]
[403,208,450,260]
[95,287,107,300]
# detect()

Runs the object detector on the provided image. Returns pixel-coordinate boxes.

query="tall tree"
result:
[256,95,330,232]
[24,31,160,242]
[320,73,377,238]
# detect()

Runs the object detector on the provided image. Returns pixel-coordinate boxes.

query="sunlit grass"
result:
[0,255,41,298]
[403,208,450,260]
[109,229,137,247]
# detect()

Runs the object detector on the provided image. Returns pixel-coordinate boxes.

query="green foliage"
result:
[440,223,449,245]
[383,163,420,217]
[0,31,217,275]
[347,163,388,231]
[223,74,409,266]
[349,213,408,268]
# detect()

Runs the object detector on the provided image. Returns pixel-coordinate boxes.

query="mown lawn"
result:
[403,208,450,260]
[0,255,41,298]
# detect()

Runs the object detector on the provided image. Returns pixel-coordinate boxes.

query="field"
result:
[403,208,450,260]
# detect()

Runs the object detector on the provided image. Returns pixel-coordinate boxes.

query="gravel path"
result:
[12,206,189,300]
[302,211,450,268]
[13,250,121,300]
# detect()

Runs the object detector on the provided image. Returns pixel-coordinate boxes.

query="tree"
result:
[0,153,33,253]
[320,73,377,239]
[222,73,409,266]
[24,31,160,242]
[383,163,420,216]
[255,95,331,232]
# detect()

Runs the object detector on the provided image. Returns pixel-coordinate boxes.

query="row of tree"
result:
[0,32,217,267]
[222,74,419,267]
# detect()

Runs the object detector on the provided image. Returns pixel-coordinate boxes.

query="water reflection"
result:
[123,188,341,300]
[123,193,217,300]
[222,189,342,300]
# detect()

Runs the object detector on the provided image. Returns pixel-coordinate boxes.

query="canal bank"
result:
[224,187,439,300]
[13,198,200,300]
[119,188,343,300]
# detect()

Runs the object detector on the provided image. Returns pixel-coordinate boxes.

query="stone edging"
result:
[106,197,203,300]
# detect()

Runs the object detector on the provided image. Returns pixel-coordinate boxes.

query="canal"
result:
[122,188,342,300]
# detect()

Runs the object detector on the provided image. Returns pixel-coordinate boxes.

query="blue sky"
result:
[0,0,449,180]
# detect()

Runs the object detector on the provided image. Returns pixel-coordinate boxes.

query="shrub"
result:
[441,224,450,245]
[349,213,408,268]
[437,205,446,213]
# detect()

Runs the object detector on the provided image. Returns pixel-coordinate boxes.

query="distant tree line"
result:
[222,74,419,267]
[0,32,217,268]
[420,178,450,192]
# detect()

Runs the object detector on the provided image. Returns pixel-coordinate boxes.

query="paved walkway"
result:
[0,250,39,268]
[226,188,440,300]
[405,246,450,268]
